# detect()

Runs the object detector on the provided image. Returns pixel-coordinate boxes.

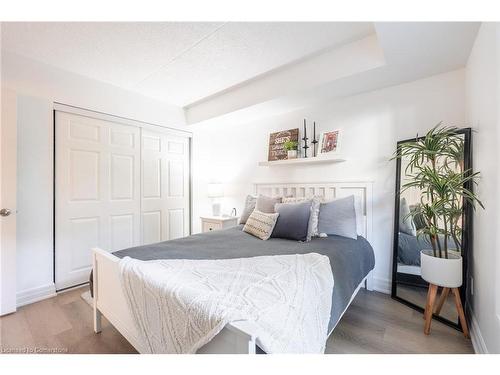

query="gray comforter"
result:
[105,225,375,333]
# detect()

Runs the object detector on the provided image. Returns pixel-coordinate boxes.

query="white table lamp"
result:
[207,183,224,216]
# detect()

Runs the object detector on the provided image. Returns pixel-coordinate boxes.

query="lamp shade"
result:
[207,183,224,198]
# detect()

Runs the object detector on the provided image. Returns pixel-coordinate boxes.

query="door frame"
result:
[53,103,192,291]
[1,89,17,315]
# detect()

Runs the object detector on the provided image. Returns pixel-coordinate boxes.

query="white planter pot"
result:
[287,150,297,159]
[420,249,462,288]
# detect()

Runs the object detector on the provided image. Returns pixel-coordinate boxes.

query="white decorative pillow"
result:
[239,195,257,225]
[309,197,321,238]
[282,196,321,240]
[243,210,279,240]
[399,197,416,236]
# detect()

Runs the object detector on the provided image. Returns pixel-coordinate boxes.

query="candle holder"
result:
[302,119,309,158]
[311,121,319,157]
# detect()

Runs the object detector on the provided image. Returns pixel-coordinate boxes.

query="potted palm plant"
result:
[284,140,298,159]
[395,125,483,289]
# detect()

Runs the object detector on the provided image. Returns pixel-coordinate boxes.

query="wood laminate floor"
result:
[0,286,473,354]
[397,284,458,323]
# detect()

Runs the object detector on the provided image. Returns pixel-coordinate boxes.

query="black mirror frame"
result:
[391,127,473,332]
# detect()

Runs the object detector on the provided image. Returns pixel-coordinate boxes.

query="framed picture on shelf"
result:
[267,128,299,161]
[320,130,341,155]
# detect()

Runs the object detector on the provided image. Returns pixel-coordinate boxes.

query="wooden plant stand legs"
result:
[423,285,433,321]
[434,287,450,316]
[423,284,469,338]
[452,288,469,338]
[424,284,438,335]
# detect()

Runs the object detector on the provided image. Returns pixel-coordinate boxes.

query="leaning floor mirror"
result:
[391,127,474,332]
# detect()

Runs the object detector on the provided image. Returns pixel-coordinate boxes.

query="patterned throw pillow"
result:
[282,196,321,241]
[243,210,279,240]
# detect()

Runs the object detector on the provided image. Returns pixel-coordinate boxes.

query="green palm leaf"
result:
[394,124,483,258]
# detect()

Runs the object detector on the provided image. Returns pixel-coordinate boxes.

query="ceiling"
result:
[1,22,374,107]
[185,22,481,125]
[1,22,481,125]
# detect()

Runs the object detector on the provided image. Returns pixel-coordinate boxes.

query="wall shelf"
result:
[258,155,346,166]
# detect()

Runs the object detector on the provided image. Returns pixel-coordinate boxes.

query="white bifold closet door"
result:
[55,111,190,290]
[141,129,190,245]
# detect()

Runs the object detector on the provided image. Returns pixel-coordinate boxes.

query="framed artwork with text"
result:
[268,128,299,161]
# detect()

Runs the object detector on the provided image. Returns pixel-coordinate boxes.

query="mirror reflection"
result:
[393,131,469,325]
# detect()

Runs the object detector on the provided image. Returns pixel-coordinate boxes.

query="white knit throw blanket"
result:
[119,253,334,354]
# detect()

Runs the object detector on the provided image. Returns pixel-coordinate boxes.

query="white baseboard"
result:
[16,283,57,307]
[372,276,391,294]
[467,304,489,354]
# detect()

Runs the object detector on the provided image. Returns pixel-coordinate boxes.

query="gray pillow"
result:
[255,194,282,213]
[271,201,311,241]
[239,195,256,225]
[399,198,417,236]
[282,196,320,241]
[318,195,357,240]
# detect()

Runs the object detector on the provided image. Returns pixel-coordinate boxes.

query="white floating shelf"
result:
[258,155,346,166]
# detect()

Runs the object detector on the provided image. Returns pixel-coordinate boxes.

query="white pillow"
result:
[239,195,257,225]
[399,197,416,236]
[353,195,363,236]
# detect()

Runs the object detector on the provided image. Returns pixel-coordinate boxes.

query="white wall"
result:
[1,51,186,303]
[192,69,466,293]
[2,52,185,127]
[465,22,500,353]
[15,95,54,303]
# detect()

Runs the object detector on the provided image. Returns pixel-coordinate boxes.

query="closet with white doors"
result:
[55,110,190,290]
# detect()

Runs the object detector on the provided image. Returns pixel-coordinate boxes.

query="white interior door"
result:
[141,128,190,244]
[0,89,17,315]
[55,112,141,290]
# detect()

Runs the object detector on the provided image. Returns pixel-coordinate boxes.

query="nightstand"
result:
[200,216,239,233]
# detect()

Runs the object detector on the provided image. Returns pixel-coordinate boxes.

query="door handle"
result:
[0,208,12,217]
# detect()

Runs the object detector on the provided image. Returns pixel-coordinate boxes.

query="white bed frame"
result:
[92,181,374,354]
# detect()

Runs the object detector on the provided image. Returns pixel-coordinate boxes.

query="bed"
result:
[397,232,458,276]
[91,182,375,354]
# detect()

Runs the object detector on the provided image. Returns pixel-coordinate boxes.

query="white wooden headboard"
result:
[254,182,373,242]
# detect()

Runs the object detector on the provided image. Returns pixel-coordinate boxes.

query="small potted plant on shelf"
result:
[284,140,298,159]
[394,125,483,334]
